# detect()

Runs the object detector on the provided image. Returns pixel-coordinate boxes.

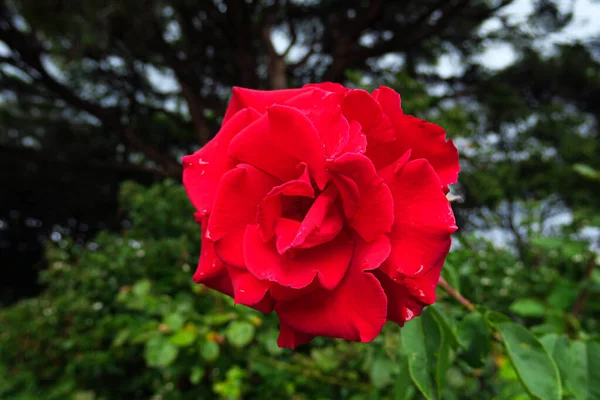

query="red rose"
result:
[183,83,459,349]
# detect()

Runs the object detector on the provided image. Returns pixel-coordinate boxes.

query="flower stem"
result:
[438,277,475,312]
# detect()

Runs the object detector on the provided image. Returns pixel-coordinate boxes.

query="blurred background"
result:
[0,0,599,399]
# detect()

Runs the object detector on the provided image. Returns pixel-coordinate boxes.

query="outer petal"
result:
[328,153,394,242]
[381,159,456,278]
[207,164,280,242]
[213,227,246,268]
[275,238,389,342]
[223,87,311,124]
[303,82,350,94]
[266,105,328,189]
[193,220,224,283]
[375,260,442,326]
[244,225,353,290]
[200,272,234,297]
[183,108,261,214]
[342,89,395,143]
[277,320,315,349]
[227,266,274,313]
[368,87,460,186]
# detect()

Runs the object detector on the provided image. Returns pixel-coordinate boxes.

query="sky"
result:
[439,0,600,76]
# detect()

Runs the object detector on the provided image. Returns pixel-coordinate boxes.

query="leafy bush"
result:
[1,181,599,400]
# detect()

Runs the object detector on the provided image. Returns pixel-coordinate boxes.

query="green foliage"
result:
[1,173,599,399]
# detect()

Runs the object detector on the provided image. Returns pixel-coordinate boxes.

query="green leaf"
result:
[402,308,448,400]
[199,340,220,362]
[394,355,415,400]
[457,313,491,368]
[497,323,561,400]
[163,313,185,331]
[510,299,546,317]
[429,304,460,349]
[144,336,179,368]
[190,366,205,384]
[132,279,151,296]
[441,262,460,292]
[484,310,512,327]
[169,329,197,347]
[568,340,600,400]
[225,321,255,348]
[370,357,394,389]
[311,348,340,372]
[573,163,600,180]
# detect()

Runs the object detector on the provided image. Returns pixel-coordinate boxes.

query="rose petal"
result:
[244,224,353,290]
[277,320,315,349]
[328,153,394,242]
[223,87,311,124]
[342,89,395,143]
[381,159,456,278]
[213,227,246,268]
[303,82,350,94]
[200,272,234,297]
[276,238,389,342]
[227,266,274,312]
[207,164,280,242]
[256,163,314,241]
[274,185,341,253]
[229,115,302,182]
[367,88,460,186]
[266,104,329,189]
[375,260,442,326]
[340,120,367,155]
[183,108,261,214]
[284,89,351,158]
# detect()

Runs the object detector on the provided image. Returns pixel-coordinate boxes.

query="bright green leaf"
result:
[144,336,179,368]
[163,313,185,331]
[225,321,255,348]
[190,366,205,384]
[199,340,220,362]
[497,323,561,400]
[510,299,546,318]
[170,329,197,347]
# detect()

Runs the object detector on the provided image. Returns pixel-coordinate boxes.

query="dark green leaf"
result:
[370,357,394,389]
[402,308,450,400]
[457,313,491,368]
[394,355,415,400]
[169,329,197,347]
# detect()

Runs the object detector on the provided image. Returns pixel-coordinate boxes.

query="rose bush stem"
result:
[438,277,475,312]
